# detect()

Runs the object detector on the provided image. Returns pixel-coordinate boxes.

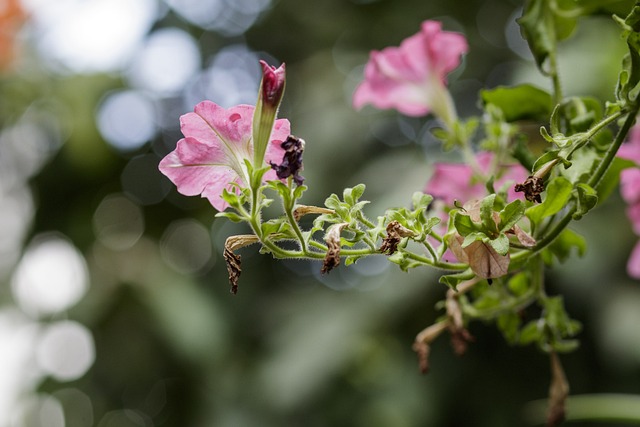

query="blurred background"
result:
[1,0,640,425]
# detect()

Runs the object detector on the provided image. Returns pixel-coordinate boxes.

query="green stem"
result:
[512,104,638,265]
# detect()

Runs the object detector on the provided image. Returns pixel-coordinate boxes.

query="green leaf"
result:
[499,199,525,232]
[439,270,475,291]
[489,233,510,256]
[453,212,477,236]
[542,228,587,264]
[480,194,498,234]
[220,188,244,209]
[519,320,543,345]
[507,272,530,296]
[481,84,553,122]
[215,211,245,223]
[498,312,521,344]
[518,0,577,74]
[462,231,489,248]
[572,183,598,220]
[525,176,573,224]
[412,192,433,213]
[261,218,291,237]
[387,251,424,272]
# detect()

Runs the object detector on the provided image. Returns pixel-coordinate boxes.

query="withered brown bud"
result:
[446,288,474,356]
[223,235,259,294]
[547,351,569,427]
[379,220,415,255]
[515,175,545,203]
[270,135,305,186]
[321,223,348,274]
[412,321,448,375]
[292,205,334,222]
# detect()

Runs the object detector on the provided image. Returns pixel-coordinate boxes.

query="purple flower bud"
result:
[260,60,286,108]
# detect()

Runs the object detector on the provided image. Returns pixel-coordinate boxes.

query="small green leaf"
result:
[439,270,475,291]
[481,84,553,122]
[498,312,521,344]
[572,183,598,220]
[453,212,477,236]
[480,194,498,233]
[525,176,573,224]
[215,211,245,223]
[519,320,543,345]
[489,233,510,256]
[499,199,525,232]
[412,192,433,212]
[462,231,489,248]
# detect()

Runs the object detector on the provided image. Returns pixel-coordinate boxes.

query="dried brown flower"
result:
[321,223,348,274]
[515,175,545,203]
[223,235,259,294]
[292,205,334,222]
[379,220,415,255]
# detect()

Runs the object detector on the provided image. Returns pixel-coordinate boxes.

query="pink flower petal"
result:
[160,100,294,211]
[353,20,467,117]
[626,203,640,235]
[627,241,640,279]
[424,152,528,206]
[618,125,640,165]
[620,168,640,205]
[264,118,291,166]
[159,136,231,196]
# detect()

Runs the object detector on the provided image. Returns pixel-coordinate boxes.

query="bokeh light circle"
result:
[11,234,89,318]
[93,194,145,250]
[128,27,201,96]
[36,320,95,382]
[97,90,157,152]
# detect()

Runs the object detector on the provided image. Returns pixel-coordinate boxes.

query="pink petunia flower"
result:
[353,20,468,123]
[159,101,290,211]
[424,152,528,206]
[617,125,640,278]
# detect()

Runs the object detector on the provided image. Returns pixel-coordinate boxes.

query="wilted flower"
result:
[353,20,468,125]
[270,135,305,186]
[159,101,290,211]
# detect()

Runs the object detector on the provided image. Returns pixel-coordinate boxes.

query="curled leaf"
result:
[446,287,475,355]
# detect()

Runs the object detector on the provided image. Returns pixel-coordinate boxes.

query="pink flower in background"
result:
[617,126,640,278]
[353,20,468,121]
[159,101,290,211]
[424,152,528,206]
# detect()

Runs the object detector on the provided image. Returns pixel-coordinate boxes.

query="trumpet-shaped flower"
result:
[353,20,468,122]
[159,101,290,211]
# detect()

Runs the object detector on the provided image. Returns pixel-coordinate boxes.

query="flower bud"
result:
[253,61,286,167]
